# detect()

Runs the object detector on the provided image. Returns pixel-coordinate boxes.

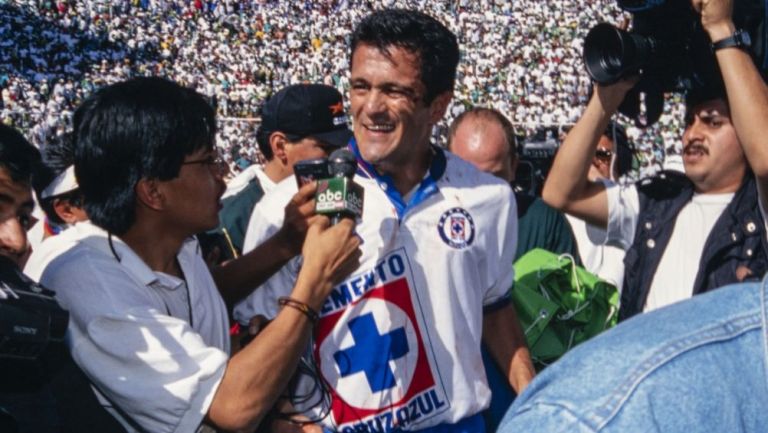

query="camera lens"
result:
[584,23,652,84]
[600,36,624,74]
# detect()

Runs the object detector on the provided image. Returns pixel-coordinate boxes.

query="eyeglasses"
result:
[595,148,613,161]
[182,154,228,175]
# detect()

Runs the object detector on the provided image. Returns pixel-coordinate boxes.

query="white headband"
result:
[41,165,79,199]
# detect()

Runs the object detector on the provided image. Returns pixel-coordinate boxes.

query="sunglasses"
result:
[182,154,229,176]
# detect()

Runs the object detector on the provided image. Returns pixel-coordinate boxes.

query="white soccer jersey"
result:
[236,146,517,432]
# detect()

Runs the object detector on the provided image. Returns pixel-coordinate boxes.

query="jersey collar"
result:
[349,138,446,220]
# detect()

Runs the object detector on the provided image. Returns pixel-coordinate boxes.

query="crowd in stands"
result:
[3,1,767,431]
[1,0,683,178]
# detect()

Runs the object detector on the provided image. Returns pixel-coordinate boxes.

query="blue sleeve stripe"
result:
[483,293,512,313]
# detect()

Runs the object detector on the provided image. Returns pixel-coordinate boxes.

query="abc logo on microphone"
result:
[315,177,364,218]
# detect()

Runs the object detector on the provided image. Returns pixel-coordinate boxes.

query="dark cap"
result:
[260,84,352,147]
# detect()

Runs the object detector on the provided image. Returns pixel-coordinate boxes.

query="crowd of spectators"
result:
[1,0,684,178]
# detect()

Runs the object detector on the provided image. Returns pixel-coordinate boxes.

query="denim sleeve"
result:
[499,403,597,433]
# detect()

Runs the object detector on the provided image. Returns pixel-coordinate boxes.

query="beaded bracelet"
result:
[278,296,319,325]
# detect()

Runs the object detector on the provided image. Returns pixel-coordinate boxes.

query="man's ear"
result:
[134,178,165,211]
[429,91,453,124]
[270,132,289,165]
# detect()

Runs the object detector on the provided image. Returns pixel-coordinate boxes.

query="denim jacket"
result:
[498,277,768,432]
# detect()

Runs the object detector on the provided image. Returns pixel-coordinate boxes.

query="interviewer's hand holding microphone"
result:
[284,148,364,319]
[264,149,362,433]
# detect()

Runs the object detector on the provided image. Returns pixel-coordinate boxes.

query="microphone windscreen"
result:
[328,148,357,178]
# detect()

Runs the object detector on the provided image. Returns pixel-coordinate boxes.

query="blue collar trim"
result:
[349,138,446,220]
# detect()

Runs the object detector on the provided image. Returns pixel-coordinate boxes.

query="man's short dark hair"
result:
[0,124,40,185]
[350,9,459,104]
[448,107,517,155]
[685,75,728,112]
[73,77,216,235]
[256,127,274,160]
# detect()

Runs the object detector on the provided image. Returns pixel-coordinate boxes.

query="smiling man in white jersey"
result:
[235,8,534,433]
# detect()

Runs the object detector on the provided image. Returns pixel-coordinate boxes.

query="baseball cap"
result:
[260,84,352,148]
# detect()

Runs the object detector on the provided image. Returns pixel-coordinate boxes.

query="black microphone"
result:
[315,149,363,225]
[328,148,357,179]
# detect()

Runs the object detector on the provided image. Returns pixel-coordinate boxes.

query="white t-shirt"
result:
[565,214,626,292]
[222,164,276,199]
[31,222,230,433]
[236,150,517,431]
[606,184,732,312]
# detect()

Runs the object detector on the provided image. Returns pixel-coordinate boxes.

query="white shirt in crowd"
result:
[565,214,626,293]
[221,163,276,199]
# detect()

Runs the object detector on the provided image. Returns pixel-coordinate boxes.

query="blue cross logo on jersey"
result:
[438,207,475,249]
[451,217,465,239]
[333,313,410,393]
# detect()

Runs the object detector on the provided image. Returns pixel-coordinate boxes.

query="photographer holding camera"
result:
[544,0,768,321]
[499,1,768,431]
[0,124,127,433]
[0,124,55,433]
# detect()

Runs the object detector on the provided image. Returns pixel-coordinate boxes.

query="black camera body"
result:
[515,127,560,196]
[584,0,766,127]
[0,256,68,361]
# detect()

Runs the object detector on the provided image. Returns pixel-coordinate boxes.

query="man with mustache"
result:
[498,2,768,430]
[543,0,768,321]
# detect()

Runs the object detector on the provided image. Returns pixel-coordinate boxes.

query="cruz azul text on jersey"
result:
[314,249,450,431]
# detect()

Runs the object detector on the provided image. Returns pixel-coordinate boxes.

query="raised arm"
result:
[206,217,361,432]
[694,0,768,208]
[211,181,319,306]
[542,79,636,228]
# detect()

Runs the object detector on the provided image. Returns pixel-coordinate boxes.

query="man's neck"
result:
[262,159,289,184]
[694,183,741,195]
[693,172,745,195]
[375,148,433,197]
[120,223,185,277]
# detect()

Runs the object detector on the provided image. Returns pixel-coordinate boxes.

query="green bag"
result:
[512,248,620,370]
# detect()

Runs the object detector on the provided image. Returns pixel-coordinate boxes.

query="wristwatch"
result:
[712,29,751,52]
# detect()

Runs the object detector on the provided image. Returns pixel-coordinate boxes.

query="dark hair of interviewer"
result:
[0,124,40,184]
[72,77,216,235]
[350,8,459,104]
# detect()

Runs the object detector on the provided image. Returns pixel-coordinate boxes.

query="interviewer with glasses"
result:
[28,77,362,433]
